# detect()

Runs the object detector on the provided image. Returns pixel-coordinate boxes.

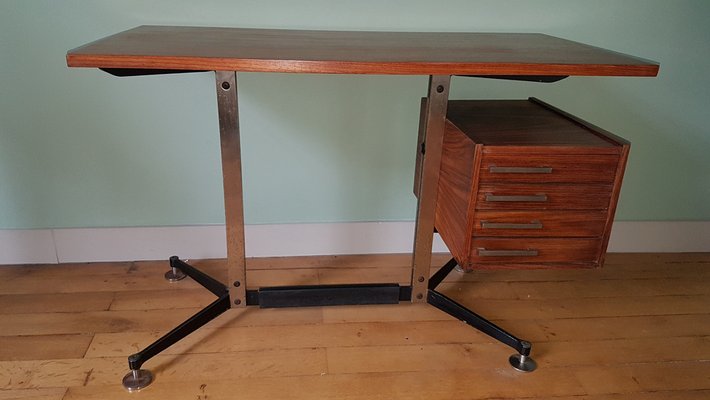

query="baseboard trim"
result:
[1,221,708,264]
[0,229,58,265]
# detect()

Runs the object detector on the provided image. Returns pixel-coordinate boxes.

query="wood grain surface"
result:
[473,210,609,237]
[446,100,621,147]
[66,26,659,76]
[432,99,631,270]
[0,253,708,399]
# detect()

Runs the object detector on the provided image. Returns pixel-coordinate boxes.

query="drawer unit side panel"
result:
[434,121,479,263]
[597,143,631,266]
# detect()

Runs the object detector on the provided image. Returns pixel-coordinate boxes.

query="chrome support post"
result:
[411,75,451,302]
[215,71,247,307]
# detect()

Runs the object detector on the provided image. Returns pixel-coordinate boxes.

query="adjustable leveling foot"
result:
[122,369,153,392]
[508,339,537,372]
[509,353,537,372]
[164,257,186,282]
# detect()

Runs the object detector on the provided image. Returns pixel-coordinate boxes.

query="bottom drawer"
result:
[470,238,601,264]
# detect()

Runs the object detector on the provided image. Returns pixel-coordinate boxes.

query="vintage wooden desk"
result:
[66,26,658,391]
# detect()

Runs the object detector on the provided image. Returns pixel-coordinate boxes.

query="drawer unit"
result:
[420,98,629,270]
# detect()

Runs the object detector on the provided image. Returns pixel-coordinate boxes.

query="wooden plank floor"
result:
[0,253,708,399]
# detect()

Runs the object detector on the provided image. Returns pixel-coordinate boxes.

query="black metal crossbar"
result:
[254,283,403,308]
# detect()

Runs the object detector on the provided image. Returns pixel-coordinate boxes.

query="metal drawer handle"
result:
[477,249,539,257]
[485,194,548,202]
[489,166,552,174]
[481,221,543,230]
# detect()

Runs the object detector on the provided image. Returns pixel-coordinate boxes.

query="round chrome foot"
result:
[164,267,186,282]
[122,369,154,392]
[509,353,537,372]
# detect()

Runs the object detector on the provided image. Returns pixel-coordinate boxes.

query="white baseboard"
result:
[0,221,708,264]
[605,221,710,253]
[0,229,58,264]
[49,222,449,263]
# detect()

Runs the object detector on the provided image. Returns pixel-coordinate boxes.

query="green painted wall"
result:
[0,0,708,229]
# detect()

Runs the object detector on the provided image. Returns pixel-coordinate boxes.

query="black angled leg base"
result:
[121,255,538,391]
[122,257,231,391]
[428,258,537,372]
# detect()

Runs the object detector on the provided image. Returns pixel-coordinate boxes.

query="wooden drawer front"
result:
[474,210,608,237]
[470,238,601,263]
[479,153,619,184]
[476,184,612,210]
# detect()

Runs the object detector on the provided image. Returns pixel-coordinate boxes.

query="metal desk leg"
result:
[121,71,249,391]
[411,75,451,302]
[215,71,248,307]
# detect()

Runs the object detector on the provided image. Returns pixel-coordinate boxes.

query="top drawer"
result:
[479,153,620,184]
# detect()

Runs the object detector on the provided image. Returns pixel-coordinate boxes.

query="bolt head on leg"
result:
[122,369,154,392]
[509,353,537,372]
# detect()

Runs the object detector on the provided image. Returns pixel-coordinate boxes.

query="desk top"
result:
[67,25,658,76]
